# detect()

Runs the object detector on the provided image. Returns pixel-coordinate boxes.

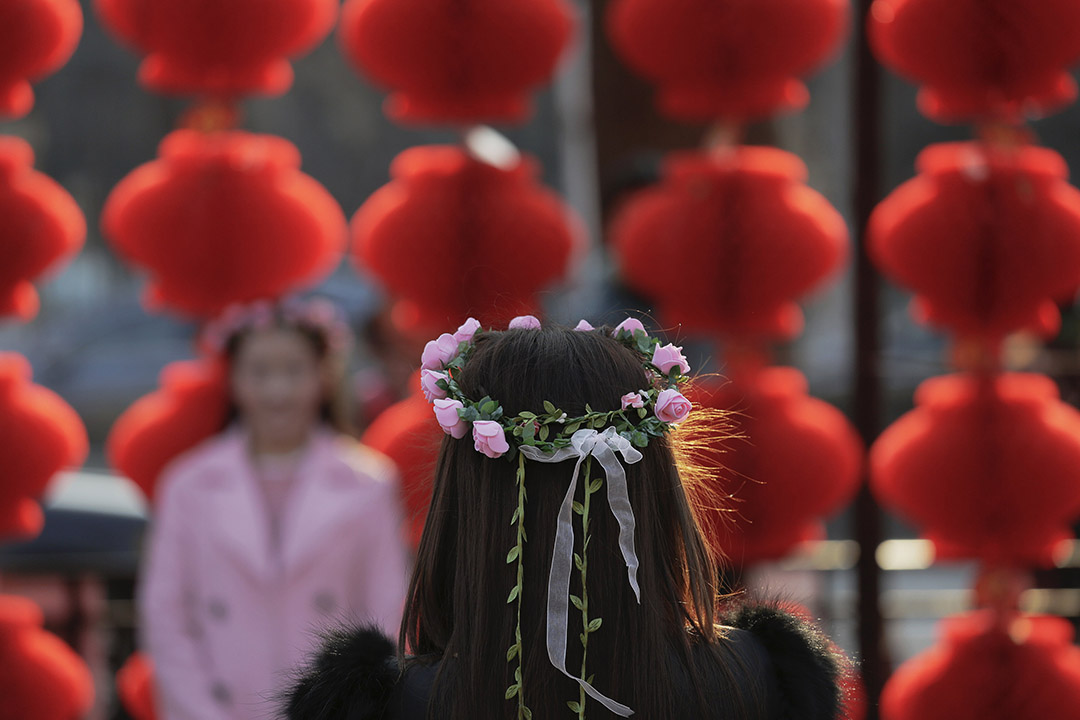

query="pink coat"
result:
[138,427,410,720]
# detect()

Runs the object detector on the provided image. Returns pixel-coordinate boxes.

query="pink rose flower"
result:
[454,317,481,344]
[303,298,337,325]
[614,318,646,336]
[420,369,449,401]
[574,319,594,331]
[433,398,469,438]
[655,389,692,424]
[621,391,645,410]
[652,343,690,375]
[421,333,460,370]
[246,301,275,330]
[508,315,541,330]
[472,420,510,458]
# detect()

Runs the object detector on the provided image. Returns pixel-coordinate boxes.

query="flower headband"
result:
[200,297,351,355]
[421,315,693,719]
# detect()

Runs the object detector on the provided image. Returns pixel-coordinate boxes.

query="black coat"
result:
[283,602,845,720]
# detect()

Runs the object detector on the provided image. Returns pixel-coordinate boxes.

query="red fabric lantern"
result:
[691,368,862,566]
[0,137,85,322]
[611,147,848,340]
[0,353,87,540]
[869,0,1080,123]
[607,0,849,121]
[841,666,868,720]
[107,357,228,501]
[339,0,574,124]
[93,0,336,98]
[361,382,443,550]
[116,652,158,720]
[0,0,82,119]
[882,611,1080,720]
[869,142,1080,342]
[0,595,94,720]
[102,129,346,318]
[352,145,581,335]
[871,373,1080,566]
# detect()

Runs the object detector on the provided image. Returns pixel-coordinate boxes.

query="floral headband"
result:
[200,297,351,356]
[421,315,693,719]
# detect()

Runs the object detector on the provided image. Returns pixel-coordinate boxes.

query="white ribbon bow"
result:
[519,426,642,717]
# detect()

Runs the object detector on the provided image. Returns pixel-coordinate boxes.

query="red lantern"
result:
[361,383,443,550]
[93,0,336,98]
[0,353,87,540]
[871,373,1080,566]
[841,666,869,720]
[102,129,346,318]
[0,0,82,118]
[611,147,848,340]
[607,0,849,121]
[869,142,1080,342]
[0,137,85,322]
[882,611,1080,720]
[116,652,158,720]
[691,368,862,566]
[869,0,1080,123]
[107,357,228,501]
[353,145,582,335]
[339,0,574,124]
[0,595,94,720]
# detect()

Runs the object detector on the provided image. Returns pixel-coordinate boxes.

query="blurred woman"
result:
[139,299,410,720]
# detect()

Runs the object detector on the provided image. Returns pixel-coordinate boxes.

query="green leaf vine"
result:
[505,452,532,720]
[566,457,603,718]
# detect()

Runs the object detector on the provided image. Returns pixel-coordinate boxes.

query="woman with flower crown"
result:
[284,315,846,720]
[138,298,411,720]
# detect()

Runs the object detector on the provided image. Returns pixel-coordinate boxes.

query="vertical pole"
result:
[589,0,704,226]
[62,575,86,653]
[853,1,888,716]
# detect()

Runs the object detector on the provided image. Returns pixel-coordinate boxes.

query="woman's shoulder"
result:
[322,434,399,488]
[701,598,847,720]
[153,431,239,503]
[283,599,847,720]
[281,624,402,720]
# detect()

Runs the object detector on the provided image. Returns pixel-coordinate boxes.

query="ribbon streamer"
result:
[520,426,643,717]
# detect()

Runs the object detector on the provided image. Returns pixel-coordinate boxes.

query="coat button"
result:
[313,591,336,615]
[184,618,203,638]
[210,681,231,706]
[207,598,229,621]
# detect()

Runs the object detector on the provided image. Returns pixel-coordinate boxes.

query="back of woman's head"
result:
[403,324,732,719]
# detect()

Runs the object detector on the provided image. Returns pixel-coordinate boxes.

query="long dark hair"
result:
[402,326,762,719]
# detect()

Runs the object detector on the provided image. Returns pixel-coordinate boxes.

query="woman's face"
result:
[230,327,325,450]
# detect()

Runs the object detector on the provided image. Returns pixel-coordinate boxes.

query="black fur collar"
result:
[283,601,846,720]
[283,626,398,720]
[720,601,846,719]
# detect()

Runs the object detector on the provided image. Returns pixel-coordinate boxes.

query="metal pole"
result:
[853,1,888,716]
